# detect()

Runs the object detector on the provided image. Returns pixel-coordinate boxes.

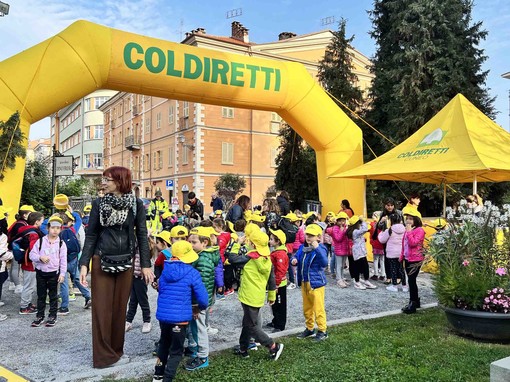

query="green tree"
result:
[318,18,364,113]
[274,124,318,208]
[21,160,53,214]
[0,112,26,180]
[364,0,498,215]
[57,177,90,197]
[214,173,246,211]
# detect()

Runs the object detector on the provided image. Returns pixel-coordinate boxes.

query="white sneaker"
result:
[354,282,366,290]
[363,280,377,289]
[402,285,409,292]
[0,301,5,307]
[142,322,152,333]
[0,313,7,321]
[125,322,133,332]
[386,285,399,292]
[14,285,23,294]
[8,282,16,291]
[287,283,296,290]
[207,326,219,335]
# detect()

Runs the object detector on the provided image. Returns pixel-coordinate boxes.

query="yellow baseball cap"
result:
[161,211,173,219]
[65,211,75,221]
[83,204,92,213]
[214,210,223,215]
[282,212,301,222]
[244,223,259,239]
[171,240,199,264]
[53,194,69,210]
[336,212,349,220]
[326,211,336,217]
[402,205,422,219]
[269,229,287,245]
[243,210,253,220]
[226,220,235,233]
[349,215,360,226]
[248,213,266,223]
[248,229,270,257]
[302,211,315,220]
[19,205,35,212]
[190,226,220,238]
[48,216,63,227]
[155,230,172,245]
[170,225,189,238]
[305,223,322,236]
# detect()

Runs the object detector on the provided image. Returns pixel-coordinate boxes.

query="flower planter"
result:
[443,306,510,342]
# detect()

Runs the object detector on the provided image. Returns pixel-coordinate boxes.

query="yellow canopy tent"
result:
[332,93,510,192]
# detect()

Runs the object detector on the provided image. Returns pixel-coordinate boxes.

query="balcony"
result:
[125,135,141,150]
[178,116,189,130]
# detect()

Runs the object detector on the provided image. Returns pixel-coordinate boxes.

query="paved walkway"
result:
[0,272,437,381]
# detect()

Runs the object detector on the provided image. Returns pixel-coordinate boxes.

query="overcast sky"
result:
[1,0,509,140]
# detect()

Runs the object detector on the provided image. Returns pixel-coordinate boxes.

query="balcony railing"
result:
[125,135,141,150]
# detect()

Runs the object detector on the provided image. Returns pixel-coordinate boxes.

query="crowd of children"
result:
[0,193,429,381]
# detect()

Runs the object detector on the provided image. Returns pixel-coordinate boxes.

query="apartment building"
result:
[50,89,117,177]
[100,22,373,209]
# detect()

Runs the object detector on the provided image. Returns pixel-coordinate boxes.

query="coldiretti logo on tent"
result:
[123,42,281,92]
[397,128,449,161]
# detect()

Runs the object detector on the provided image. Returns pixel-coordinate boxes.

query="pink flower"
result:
[496,268,507,276]
[493,288,499,293]
[462,260,470,266]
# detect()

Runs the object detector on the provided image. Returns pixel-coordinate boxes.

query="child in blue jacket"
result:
[153,240,208,382]
[291,223,329,341]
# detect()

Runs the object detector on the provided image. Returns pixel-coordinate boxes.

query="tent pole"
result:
[473,175,478,195]
[443,183,447,217]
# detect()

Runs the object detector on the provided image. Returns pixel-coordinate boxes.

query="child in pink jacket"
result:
[400,208,425,314]
[326,212,350,288]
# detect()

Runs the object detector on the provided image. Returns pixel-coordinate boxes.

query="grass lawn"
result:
[114,308,509,382]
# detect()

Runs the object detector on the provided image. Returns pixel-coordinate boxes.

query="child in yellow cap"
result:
[346,216,377,290]
[228,229,284,361]
[291,223,329,341]
[267,229,289,332]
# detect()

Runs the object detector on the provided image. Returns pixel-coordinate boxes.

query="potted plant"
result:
[427,200,510,342]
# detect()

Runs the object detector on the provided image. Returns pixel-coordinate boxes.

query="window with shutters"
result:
[168,146,174,167]
[222,107,234,118]
[221,142,234,165]
[156,112,161,130]
[270,147,278,167]
[183,101,189,117]
[168,106,174,124]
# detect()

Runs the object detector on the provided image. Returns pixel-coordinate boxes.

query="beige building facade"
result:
[101,23,373,211]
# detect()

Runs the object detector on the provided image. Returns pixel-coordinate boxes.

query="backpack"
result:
[278,218,298,243]
[12,228,38,263]
[60,227,81,262]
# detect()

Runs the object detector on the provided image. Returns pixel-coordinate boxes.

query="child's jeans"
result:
[20,270,36,309]
[388,258,407,286]
[335,256,348,280]
[301,282,327,332]
[35,269,58,318]
[373,253,386,277]
[352,257,370,282]
[239,303,273,351]
[126,276,151,323]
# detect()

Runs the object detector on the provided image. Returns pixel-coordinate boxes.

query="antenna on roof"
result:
[178,18,184,40]
[321,16,335,26]
[226,7,242,19]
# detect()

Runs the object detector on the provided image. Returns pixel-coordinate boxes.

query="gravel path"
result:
[0,271,437,381]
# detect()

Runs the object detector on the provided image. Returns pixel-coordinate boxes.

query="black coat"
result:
[80,198,150,270]
[277,195,290,216]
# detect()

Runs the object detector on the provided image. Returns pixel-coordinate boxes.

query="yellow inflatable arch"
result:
[0,20,364,215]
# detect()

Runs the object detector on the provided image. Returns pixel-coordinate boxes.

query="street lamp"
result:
[0,2,9,16]
[178,134,194,150]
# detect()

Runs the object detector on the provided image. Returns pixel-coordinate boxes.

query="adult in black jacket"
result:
[79,166,154,369]
[187,191,204,220]
[276,191,290,216]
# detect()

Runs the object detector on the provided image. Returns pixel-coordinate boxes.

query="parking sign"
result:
[166,179,174,190]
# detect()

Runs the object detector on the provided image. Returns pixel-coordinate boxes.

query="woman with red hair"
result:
[79,166,154,368]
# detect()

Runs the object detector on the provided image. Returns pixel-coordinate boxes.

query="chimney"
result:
[194,27,206,35]
[278,32,297,40]
[231,21,249,43]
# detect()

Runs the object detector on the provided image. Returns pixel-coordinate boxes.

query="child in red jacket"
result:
[369,211,386,281]
[267,229,289,332]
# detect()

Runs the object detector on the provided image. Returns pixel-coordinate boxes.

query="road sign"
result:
[55,156,74,176]
[166,179,174,190]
